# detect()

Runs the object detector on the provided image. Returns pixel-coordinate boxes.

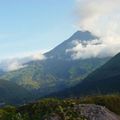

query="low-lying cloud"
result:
[0,53,46,71]
[70,0,120,59]
[66,39,105,59]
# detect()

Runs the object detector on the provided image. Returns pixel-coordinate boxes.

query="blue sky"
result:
[0,0,76,60]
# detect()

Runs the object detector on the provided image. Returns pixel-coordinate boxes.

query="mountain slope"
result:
[45,31,98,60]
[0,69,5,75]
[1,58,109,97]
[0,31,110,97]
[0,79,32,105]
[51,53,120,97]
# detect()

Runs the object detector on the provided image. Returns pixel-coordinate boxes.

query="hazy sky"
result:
[0,0,76,60]
[1,0,120,71]
[1,0,120,61]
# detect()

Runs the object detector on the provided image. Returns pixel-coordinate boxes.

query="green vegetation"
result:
[0,99,87,120]
[80,94,120,115]
[0,95,120,120]
[0,58,108,98]
[0,79,32,105]
[52,53,120,98]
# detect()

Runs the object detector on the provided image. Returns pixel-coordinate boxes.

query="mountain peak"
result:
[45,30,98,60]
[69,30,98,41]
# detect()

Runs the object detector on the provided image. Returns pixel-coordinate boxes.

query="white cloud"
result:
[30,52,46,61]
[70,0,120,59]
[0,59,26,71]
[0,53,46,71]
[66,39,104,59]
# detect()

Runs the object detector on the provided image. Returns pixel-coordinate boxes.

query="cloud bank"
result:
[0,53,46,71]
[69,0,120,59]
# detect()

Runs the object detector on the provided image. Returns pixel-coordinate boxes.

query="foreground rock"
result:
[74,104,120,120]
[45,104,120,120]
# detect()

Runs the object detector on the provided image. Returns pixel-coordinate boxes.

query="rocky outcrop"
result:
[45,104,120,120]
[74,104,120,120]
